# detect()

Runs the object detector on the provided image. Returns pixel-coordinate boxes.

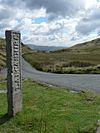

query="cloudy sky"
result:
[0,0,100,47]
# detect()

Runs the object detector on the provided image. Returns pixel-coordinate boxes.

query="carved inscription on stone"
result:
[12,33,21,91]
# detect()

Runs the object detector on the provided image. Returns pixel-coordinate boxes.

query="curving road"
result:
[0,58,100,92]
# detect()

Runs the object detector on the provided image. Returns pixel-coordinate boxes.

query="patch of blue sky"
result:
[33,17,48,24]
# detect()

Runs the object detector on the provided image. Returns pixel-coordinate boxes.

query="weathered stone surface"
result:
[96,120,100,133]
[6,30,22,116]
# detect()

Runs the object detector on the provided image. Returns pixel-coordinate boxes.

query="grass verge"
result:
[0,80,100,133]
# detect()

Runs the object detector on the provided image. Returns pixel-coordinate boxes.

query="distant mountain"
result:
[27,44,65,52]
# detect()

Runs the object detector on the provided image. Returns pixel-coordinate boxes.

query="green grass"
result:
[0,80,100,133]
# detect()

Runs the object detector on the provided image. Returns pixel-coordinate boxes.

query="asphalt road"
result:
[0,58,100,92]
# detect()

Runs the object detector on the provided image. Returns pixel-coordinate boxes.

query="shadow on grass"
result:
[0,113,11,125]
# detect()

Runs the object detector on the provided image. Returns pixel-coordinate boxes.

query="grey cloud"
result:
[48,36,56,41]
[88,8,100,20]
[0,23,9,29]
[84,8,100,21]
[24,0,86,19]
[0,8,15,20]
[0,6,17,30]
[14,22,24,31]
[48,22,64,34]
[1,0,85,19]
[76,7,100,35]
[71,36,77,41]
[1,0,24,8]
[33,21,65,36]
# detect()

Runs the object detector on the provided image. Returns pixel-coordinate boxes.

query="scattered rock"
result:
[96,120,100,133]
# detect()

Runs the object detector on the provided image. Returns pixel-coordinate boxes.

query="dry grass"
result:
[23,38,100,74]
[0,38,33,70]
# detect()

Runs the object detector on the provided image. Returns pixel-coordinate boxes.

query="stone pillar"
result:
[5,30,22,116]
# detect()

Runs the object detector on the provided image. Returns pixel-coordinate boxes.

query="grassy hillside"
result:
[0,37,100,74]
[0,80,100,133]
[23,38,100,74]
[71,38,100,49]
[0,38,33,71]
[0,38,6,70]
